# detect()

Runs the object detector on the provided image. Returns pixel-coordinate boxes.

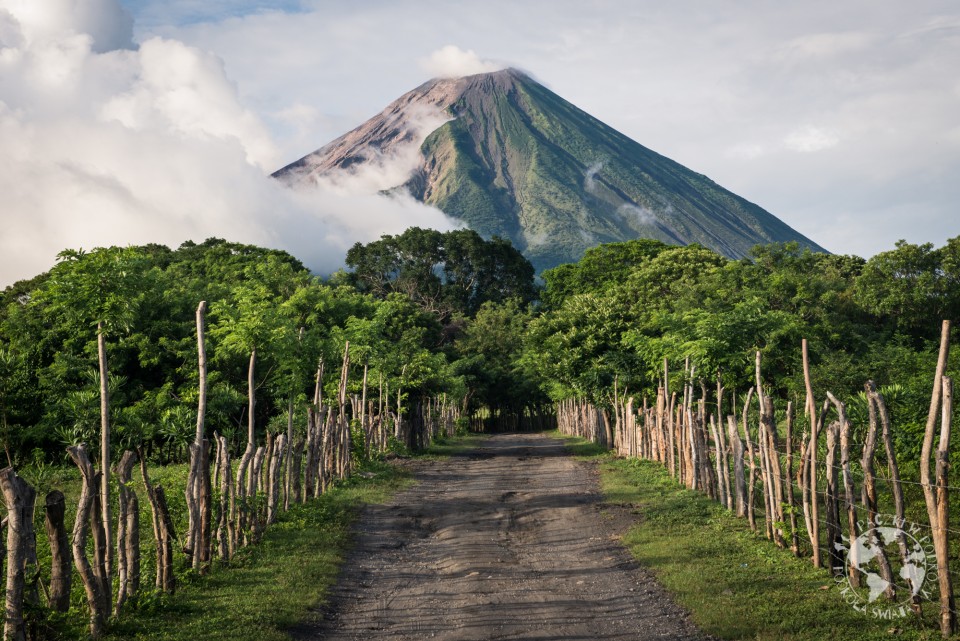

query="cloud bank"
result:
[0,0,456,286]
[419,45,504,78]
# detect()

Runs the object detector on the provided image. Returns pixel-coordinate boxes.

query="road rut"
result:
[294,433,709,640]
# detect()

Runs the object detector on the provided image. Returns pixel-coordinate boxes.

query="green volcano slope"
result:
[274,69,825,271]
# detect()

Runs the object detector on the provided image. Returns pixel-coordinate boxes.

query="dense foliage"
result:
[524,236,960,463]
[344,227,536,321]
[0,237,500,465]
[2,231,958,469]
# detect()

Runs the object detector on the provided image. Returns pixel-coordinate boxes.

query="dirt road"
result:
[294,433,709,640]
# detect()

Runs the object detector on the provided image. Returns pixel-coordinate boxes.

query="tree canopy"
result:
[1,231,958,468]
[344,227,537,322]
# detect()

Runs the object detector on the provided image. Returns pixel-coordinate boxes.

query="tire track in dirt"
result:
[292,433,710,640]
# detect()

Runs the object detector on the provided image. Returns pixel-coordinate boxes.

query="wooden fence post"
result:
[802,338,821,568]
[44,490,71,612]
[934,376,955,636]
[827,392,860,588]
[114,450,140,614]
[862,381,895,599]
[67,444,108,638]
[215,434,235,561]
[727,415,746,516]
[742,388,757,532]
[824,422,843,577]
[868,381,918,605]
[0,467,36,641]
[139,453,175,594]
[918,321,954,637]
[785,402,800,556]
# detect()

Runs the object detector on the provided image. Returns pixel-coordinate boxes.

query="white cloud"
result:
[0,0,134,52]
[0,0,458,286]
[419,45,503,78]
[583,160,603,193]
[783,125,840,153]
[618,203,657,226]
[273,101,319,129]
[726,143,768,160]
[776,31,875,61]
[100,36,278,168]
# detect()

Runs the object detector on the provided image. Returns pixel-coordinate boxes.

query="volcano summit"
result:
[273,69,825,271]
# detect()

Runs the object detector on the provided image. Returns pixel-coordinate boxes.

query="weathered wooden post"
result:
[44,490,71,612]
[802,338,821,568]
[862,381,895,599]
[919,321,954,637]
[741,388,757,532]
[868,381,917,604]
[114,450,140,613]
[68,444,108,637]
[827,392,859,587]
[727,415,746,516]
[139,453,175,594]
[784,402,800,556]
[0,467,37,641]
[824,422,843,576]
[934,376,955,636]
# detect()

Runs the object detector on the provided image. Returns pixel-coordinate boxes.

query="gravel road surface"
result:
[294,433,709,641]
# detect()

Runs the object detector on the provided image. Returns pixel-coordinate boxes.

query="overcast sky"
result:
[1,0,958,285]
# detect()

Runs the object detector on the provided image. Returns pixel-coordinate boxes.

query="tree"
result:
[454,299,546,414]
[32,246,149,590]
[855,240,944,338]
[540,238,670,308]
[345,227,536,322]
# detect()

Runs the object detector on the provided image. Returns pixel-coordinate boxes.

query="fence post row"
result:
[0,333,444,637]
[556,322,956,637]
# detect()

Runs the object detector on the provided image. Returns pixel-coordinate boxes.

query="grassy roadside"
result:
[92,433,483,641]
[422,430,489,457]
[97,459,412,641]
[552,432,943,641]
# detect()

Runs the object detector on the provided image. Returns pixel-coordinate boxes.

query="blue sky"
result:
[1,0,958,283]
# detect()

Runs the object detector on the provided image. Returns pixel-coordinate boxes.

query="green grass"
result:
[422,431,489,457]
[543,429,609,458]
[26,458,411,641]
[97,459,410,641]
[26,431,488,640]
[555,433,944,641]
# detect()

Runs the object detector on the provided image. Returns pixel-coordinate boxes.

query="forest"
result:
[0,228,959,638]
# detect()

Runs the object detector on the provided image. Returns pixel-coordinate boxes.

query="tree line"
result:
[0,231,541,466]
[526,236,960,467]
[0,229,539,638]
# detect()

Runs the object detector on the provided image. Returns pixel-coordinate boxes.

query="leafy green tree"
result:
[212,265,291,457]
[30,245,150,587]
[0,346,23,465]
[540,238,670,308]
[854,240,945,338]
[345,227,536,322]
[454,299,545,414]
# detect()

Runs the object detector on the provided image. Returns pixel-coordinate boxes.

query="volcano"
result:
[273,68,825,271]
